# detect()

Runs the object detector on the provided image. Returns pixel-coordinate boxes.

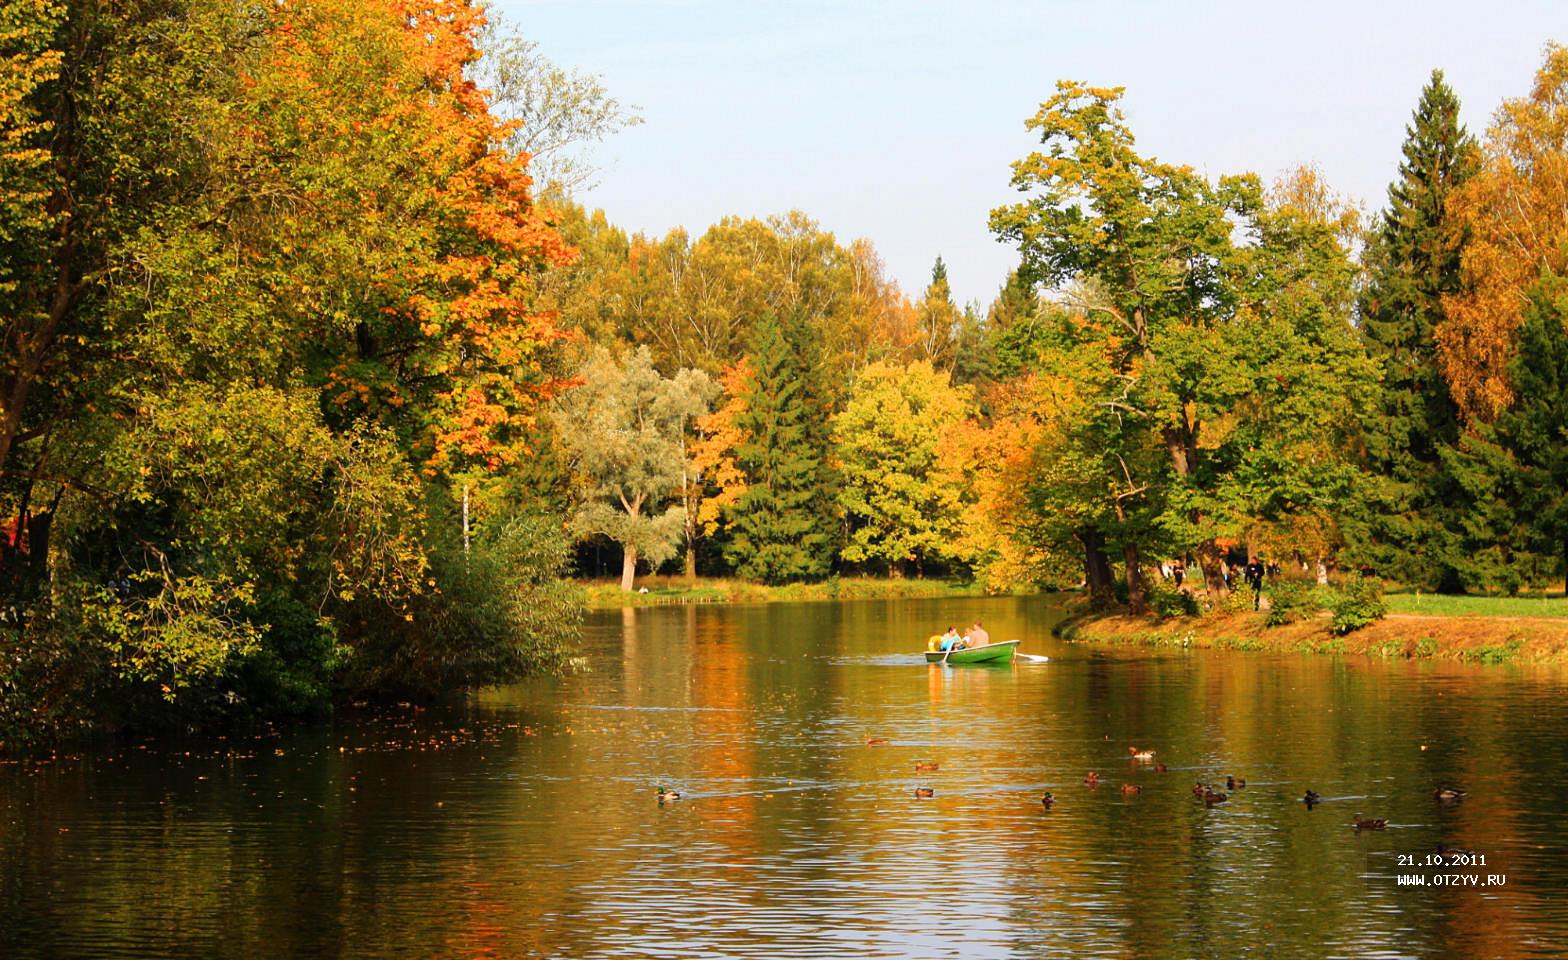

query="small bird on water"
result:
[914,761,940,773]
[1303,789,1322,808]
[1433,787,1468,802]
[1041,792,1055,808]
[1227,776,1246,790]
[914,787,935,799]
[1352,814,1387,830]
[657,787,682,804]
[1120,783,1143,796]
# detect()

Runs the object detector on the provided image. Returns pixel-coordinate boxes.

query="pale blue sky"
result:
[492,0,1563,307]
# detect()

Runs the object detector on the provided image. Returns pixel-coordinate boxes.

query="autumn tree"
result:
[542,210,914,391]
[472,15,643,196]
[989,81,1255,598]
[554,346,714,591]
[1355,70,1478,591]
[1,0,583,740]
[834,362,972,577]
[991,84,1376,606]
[1439,43,1568,421]
[914,257,960,367]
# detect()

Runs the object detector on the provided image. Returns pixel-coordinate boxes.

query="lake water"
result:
[4,596,1568,958]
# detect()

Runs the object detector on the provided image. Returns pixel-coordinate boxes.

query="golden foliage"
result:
[1440,43,1568,420]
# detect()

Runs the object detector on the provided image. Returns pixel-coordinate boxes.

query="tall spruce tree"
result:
[724,312,837,582]
[1356,69,1479,591]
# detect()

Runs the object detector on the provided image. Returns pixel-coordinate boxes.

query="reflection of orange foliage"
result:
[1439,44,1568,421]
[690,616,759,862]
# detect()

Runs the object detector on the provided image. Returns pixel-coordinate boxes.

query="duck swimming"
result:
[914,786,935,799]
[1433,787,1468,802]
[915,761,940,773]
[1120,783,1143,796]
[1041,792,1055,808]
[657,787,682,804]
[1226,776,1246,790]
[1203,789,1229,805]
[1303,789,1321,807]
[1128,747,1156,761]
[1352,814,1388,830]
[1084,771,1101,786]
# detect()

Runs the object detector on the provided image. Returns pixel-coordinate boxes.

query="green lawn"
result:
[1385,592,1568,619]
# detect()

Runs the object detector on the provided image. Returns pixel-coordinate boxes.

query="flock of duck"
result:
[922,745,1469,834]
[657,743,1472,838]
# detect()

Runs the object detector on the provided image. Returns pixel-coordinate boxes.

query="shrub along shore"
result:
[1056,595,1568,666]
[580,577,996,609]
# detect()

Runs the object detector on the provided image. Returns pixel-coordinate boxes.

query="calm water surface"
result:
[4,596,1568,959]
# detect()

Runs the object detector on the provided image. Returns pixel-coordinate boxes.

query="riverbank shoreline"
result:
[581,576,1001,609]
[1054,609,1568,666]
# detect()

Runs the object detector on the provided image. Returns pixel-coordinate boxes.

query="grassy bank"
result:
[1056,602,1568,666]
[1385,592,1568,618]
[581,576,995,609]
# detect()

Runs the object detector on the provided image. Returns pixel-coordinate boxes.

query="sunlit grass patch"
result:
[1385,593,1568,619]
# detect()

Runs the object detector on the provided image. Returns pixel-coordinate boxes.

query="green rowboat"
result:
[925,640,1021,665]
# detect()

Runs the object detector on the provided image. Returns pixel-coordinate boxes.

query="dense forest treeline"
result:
[2,0,1566,747]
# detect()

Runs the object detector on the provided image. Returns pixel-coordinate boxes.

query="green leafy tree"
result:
[1355,70,1479,591]
[554,346,715,591]
[991,85,1376,604]
[834,361,972,576]
[989,81,1256,597]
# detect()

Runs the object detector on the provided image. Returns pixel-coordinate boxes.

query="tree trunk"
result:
[684,546,697,580]
[1124,542,1147,615]
[620,544,638,592]
[1078,529,1116,609]
[889,558,904,579]
[1197,541,1229,599]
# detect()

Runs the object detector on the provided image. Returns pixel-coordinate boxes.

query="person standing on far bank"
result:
[1244,559,1265,610]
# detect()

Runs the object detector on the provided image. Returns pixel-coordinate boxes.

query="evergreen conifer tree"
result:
[724,312,837,582]
[1444,273,1568,593]
[988,270,1043,378]
[1356,69,1479,591]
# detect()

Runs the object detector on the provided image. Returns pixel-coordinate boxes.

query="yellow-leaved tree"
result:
[1440,43,1568,421]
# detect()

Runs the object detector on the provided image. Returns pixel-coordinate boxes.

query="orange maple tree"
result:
[247,0,577,477]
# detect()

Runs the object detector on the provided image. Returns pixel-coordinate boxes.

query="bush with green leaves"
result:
[1265,580,1321,627]
[1328,574,1388,635]
[338,506,583,696]
[1148,580,1199,619]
